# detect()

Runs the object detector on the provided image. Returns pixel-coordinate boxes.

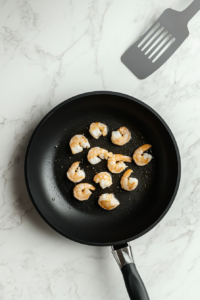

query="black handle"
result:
[121,263,150,300]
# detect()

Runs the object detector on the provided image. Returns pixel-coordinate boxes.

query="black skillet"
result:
[25,91,181,300]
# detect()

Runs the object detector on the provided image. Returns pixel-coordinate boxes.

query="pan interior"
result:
[26,93,180,245]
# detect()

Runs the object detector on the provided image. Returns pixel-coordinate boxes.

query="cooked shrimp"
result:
[73,183,95,201]
[70,135,90,154]
[89,122,108,139]
[87,147,113,165]
[133,144,152,166]
[111,127,131,146]
[98,193,120,210]
[93,172,112,189]
[120,169,138,191]
[67,161,85,183]
[107,154,132,173]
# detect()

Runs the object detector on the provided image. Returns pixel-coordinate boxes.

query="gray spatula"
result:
[121,0,200,79]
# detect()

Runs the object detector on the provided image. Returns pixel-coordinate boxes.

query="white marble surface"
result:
[0,0,200,299]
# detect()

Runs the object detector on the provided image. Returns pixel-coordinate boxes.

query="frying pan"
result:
[25,91,181,300]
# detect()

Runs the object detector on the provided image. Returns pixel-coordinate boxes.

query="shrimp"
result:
[111,127,131,146]
[67,161,85,183]
[70,135,90,154]
[73,183,95,201]
[87,147,113,165]
[98,193,120,210]
[120,169,138,191]
[107,154,132,173]
[89,122,108,139]
[133,144,152,166]
[93,172,112,189]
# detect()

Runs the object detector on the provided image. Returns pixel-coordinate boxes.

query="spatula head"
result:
[121,9,189,79]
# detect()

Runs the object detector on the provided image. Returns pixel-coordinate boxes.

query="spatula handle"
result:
[182,0,200,23]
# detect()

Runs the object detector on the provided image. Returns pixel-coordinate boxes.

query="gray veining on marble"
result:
[1,0,200,299]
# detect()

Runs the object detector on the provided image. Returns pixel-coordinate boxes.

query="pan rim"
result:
[24,91,181,246]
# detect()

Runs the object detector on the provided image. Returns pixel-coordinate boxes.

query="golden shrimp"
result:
[70,135,90,154]
[107,154,132,173]
[67,161,85,183]
[120,169,138,191]
[89,122,108,139]
[133,144,152,166]
[73,183,95,201]
[93,172,112,189]
[98,193,120,210]
[111,127,131,146]
[87,147,113,165]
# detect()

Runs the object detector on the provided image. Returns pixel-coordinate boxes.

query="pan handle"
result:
[112,243,150,300]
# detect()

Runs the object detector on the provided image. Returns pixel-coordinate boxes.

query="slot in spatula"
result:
[121,0,200,79]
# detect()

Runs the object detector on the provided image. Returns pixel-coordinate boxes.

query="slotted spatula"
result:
[121,0,200,79]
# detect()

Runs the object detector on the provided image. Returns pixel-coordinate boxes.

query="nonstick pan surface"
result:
[25,91,181,246]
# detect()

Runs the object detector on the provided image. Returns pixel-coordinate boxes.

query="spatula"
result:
[121,0,200,79]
